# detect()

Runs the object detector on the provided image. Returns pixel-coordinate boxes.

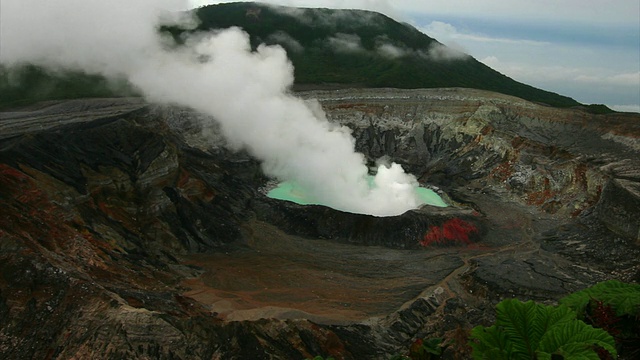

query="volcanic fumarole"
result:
[0,0,433,216]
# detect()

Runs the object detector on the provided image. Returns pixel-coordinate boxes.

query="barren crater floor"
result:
[183,220,464,323]
[181,182,566,325]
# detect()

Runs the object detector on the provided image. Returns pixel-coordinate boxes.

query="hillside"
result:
[188,2,579,107]
[0,65,136,109]
[0,2,581,109]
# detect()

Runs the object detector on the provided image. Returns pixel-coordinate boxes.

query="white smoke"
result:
[0,0,421,216]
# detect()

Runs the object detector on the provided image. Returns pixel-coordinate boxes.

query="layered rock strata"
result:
[309,88,640,240]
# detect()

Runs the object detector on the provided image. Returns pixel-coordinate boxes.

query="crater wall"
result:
[308,88,640,240]
[1,89,639,359]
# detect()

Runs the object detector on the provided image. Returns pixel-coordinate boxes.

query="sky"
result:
[191,0,640,112]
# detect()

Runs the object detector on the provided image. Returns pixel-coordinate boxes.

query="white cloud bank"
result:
[374,38,468,61]
[326,33,365,53]
[421,21,550,47]
[0,0,423,216]
[416,19,639,111]
[574,72,640,88]
[266,31,304,53]
[481,56,640,111]
[193,0,400,20]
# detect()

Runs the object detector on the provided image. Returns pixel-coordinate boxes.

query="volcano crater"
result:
[1,89,640,359]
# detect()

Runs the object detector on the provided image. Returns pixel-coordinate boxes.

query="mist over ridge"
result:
[188,2,582,108]
[0,0,424,216]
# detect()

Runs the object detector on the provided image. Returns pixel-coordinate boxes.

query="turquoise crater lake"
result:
[266,178,448,209]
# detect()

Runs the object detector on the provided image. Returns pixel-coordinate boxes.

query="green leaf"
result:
[422,337,444,355]
[560,280,640,317]
[494,299,540,357]
[553,342,604,360]
[540,342,603,360]
[469,299,617,360]
[535,353,553,360]
[493,299,575,358]
[538,319,617,359]
[535,303,576,337]
[469,325,510,360]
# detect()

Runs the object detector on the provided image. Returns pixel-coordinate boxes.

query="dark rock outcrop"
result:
[596,171,640,243]
[311,88,640,230]
[255,197,483,249]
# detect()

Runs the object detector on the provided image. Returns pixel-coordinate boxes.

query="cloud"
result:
[0,0,180,74]
[481,55,583,83]
[195,0,401,21]
[194,0,640,27]
[426,43,468,61]
[575,72,640,87]
[420,21,549,47]
[373,33,468,61]
[421,21,458,38]
[376,43,407,59]
[429,8,634,109]
[266,31,304,53]
[374,41,468,61]
[609,104,640,113]
[480,55,640,109]
[608,72,640,87]
[482,56,640,90]
[0,0,422,216]
[398,0,640,27]
[326,33,365,53]
[187,1,638,112]
[269,4,384,28]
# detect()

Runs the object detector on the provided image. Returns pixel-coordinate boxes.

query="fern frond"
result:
[469,325,510,360]
[469,299,618,360]
[560,280,640,317]
[495,299,539,357]
[538,318,617,359]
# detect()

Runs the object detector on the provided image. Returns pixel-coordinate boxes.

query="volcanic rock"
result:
[1,89,639,359]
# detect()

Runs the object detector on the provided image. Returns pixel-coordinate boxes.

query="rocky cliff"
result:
[1,89,638,359]
[310,88,640,238]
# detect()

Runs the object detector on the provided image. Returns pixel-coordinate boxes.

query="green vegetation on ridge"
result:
[0,65,138,109]
[1,2,586,110]
[187,2,580,107]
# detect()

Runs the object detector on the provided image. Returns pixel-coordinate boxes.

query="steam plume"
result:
[0,0,421,216]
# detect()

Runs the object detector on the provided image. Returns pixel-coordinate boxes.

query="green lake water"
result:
[266,179,448,208]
